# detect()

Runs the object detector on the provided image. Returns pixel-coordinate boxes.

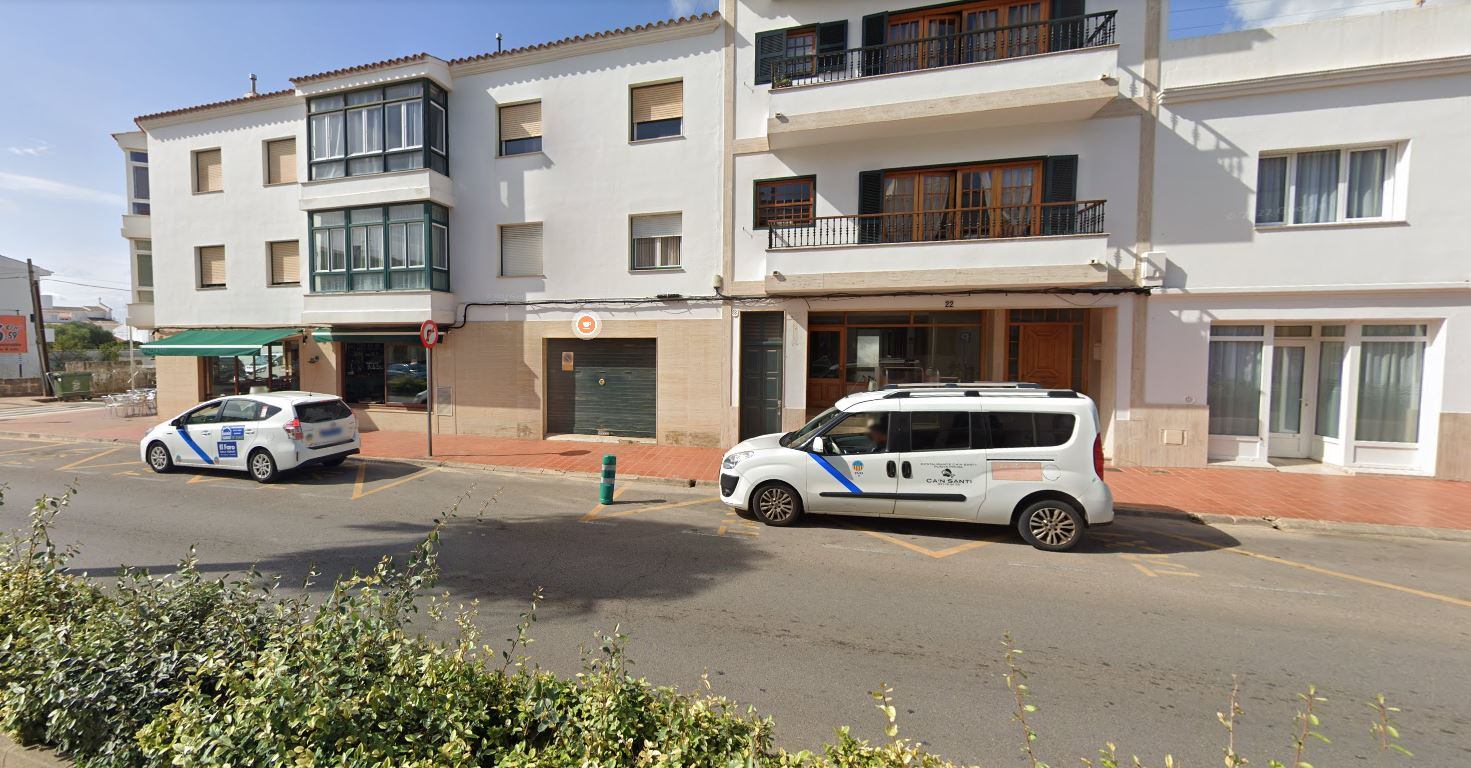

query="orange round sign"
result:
[572,311,602,340]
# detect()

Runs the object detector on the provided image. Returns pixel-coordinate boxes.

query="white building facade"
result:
[123,2,1471,479]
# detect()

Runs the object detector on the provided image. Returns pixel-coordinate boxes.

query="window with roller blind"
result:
[269,240,301,286]
[265,138,297,185]
[630,80,682,141]
[194,148,222,193]
[499,101,542,156]
[500,222,543,277]
[197,245,226,288]
[630,213,681,270]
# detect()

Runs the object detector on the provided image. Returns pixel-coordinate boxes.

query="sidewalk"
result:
[1,399,1467,533]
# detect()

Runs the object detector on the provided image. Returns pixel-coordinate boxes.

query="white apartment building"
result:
[124,1,1471,480]
[0,254,49,380]
[131,14,728,445]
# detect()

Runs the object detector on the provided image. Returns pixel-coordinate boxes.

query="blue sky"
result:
[0,0,1420,326]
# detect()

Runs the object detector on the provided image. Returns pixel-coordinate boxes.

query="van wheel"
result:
[249,449,279,484]
[1017,499,1084,552]
[146,442,173,473]
[751,482,803,527]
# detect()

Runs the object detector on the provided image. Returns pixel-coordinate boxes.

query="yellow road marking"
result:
[717,510,761,537]
[68,459,146,471]
[0,441,67,457]
[579,486,629,521]
[187,473,230,485]
[351,463,442,500]
[55,446,123,470]
[845,524,1004,559]
[1155,531,1471,608]
[602,496,720,520]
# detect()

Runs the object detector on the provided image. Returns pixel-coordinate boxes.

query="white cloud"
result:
[668,0,716,17]
[6,141,52,157]
[1227,0,1422,29]
[0,171,123,206]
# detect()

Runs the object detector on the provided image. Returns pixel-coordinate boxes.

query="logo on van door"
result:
[921,462,974,486]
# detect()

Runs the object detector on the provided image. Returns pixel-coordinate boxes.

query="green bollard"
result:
[599,454,617,504]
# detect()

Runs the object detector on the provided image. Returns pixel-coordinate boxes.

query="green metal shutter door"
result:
[546,339,657,439]
[739,312,784,441]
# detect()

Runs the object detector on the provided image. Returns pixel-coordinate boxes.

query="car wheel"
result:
[1017,499,1085,552]
[146,441,173,474]
[248,449,279,484]
[750,482,803,527]
[321,456,347,468]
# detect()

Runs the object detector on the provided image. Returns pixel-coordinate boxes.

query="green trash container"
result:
[48,372,94,401]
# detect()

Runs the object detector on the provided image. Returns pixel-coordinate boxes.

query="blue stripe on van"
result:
[808,453,861,494]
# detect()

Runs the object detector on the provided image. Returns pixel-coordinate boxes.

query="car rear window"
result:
[975,412,1077,449]
[296,399,353,423]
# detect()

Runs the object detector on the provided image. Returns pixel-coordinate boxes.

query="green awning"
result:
[141,328,302,357]
[312,326,439,344]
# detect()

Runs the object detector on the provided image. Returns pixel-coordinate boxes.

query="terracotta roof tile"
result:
[134,88,295,125]
[133,12,719,125]
[449,11,719,66]
[290,52,435,85]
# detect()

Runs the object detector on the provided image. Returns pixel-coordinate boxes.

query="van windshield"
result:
[780,407,840,447]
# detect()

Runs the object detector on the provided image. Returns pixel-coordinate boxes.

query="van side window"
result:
[821,412,891,454]
[907,411,970,452]
[976,412,1077,449]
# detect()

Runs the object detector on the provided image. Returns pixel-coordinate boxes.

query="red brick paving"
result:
[2,400,1467,531]
[1107,466,1471,531]
[360,430,723,482]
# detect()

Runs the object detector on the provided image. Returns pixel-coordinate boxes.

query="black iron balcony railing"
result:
[767,201,1105,249]
[769,11,1117,89]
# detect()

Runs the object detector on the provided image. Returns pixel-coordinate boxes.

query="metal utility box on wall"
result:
[545,339,656,439]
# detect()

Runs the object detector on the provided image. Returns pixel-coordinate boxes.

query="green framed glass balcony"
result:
[310,202,450,293]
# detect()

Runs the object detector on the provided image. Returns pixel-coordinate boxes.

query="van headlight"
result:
[722,450,755,470]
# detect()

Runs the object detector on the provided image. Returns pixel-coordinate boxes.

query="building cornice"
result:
[1153,281,1471,297]
[135,90,299,130]
[450,13,721,76]
[1159,54,1471,105]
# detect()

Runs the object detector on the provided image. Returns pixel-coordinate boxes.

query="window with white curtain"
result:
[1207,325,1265,437]
[1255,145,1395,225]
[1314,336,1345,439]
[1355,324,1426,443]
[630,213,682,269]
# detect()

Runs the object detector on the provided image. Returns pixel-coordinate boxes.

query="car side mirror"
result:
[809,436,826,454]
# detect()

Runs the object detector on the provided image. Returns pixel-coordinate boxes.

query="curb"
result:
[0,430,718,490]
[0,734,68,768]
[1114,505,1471,543]
[4,430,1466,540]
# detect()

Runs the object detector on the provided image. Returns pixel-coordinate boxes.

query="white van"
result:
[718,383,1113,551]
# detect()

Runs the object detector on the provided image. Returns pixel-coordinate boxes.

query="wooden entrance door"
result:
[1016,324,1073,390]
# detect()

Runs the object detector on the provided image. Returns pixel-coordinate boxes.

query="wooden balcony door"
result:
[957,161,1041,239]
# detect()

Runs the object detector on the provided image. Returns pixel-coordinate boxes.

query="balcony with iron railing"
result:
[761,201,1117,295]
[762,12,1120,147]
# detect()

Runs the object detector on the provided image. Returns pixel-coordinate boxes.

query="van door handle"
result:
[886,460,896,478]
[901,461,912,479]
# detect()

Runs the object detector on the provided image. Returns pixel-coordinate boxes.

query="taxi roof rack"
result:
[880,382,1078,399]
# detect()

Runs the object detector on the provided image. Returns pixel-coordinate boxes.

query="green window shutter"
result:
[1043,155,1079,235]
[858,170,884,244]
[816,20,849,74]
[861,12,888,76]
[754,29,786,85]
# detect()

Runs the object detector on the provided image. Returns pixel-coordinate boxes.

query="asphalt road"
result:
[1,436,1467,766]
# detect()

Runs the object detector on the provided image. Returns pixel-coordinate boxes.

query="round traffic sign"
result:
[419,319,440,348]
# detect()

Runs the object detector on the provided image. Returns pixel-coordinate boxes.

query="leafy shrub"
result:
[0,486,1413,768]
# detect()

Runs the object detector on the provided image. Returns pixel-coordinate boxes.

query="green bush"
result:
[0,486,1414,768]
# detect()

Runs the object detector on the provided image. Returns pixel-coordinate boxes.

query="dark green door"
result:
[546,339,656,439]
[739,312,784,441]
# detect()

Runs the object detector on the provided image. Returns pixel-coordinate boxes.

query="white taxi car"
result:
[140,392,360,483]
[718,383,1113,551]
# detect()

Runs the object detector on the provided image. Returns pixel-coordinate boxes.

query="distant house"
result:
[41,296,119,336]
[0,254,50,379]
